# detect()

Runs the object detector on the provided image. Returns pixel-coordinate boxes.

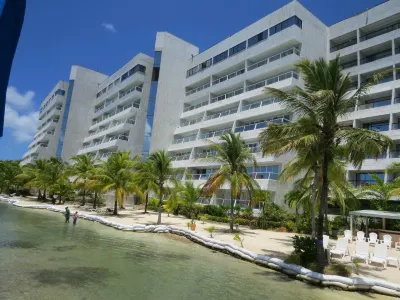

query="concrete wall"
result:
[150,32,199,152]
[61,66,108,161]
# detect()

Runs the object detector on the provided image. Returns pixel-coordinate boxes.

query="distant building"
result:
[21,0,400,206]
[0,0,26,137]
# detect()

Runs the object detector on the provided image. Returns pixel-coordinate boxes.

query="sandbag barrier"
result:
[1,196,399,297]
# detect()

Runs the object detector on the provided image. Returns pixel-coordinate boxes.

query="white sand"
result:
[14,197,400,284]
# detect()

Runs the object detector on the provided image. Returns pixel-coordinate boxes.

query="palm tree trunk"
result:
[157,185,163,225]
[93,192,97,209]
[144,193,149,213]
[113,191,118,215]
[229,192,235,232]
[59,195,62,204]
[317,153,330,271]
[311,167,318,238]
[37,189,42,201]
[42,189,47,201]
[82,189,86,206]
[324,199,329,235]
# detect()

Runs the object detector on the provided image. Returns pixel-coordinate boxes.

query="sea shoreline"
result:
[1,196,399,298]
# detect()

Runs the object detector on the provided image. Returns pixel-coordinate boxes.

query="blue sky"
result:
[0,0,384,160]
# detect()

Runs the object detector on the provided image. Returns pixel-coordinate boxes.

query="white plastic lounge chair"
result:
[344,230,352,242]
[351,240,369,263]
[369,243,388,268]
[367,232,378,246]
[395,239,400,251]
[330,238,348,258]
[323,235,329,249]
[382,234,392,249]
[356,231,365,242]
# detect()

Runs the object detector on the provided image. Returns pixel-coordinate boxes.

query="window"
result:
[248,29,268,47]
[152,67,160,81]
[198,59,212,71]
[121,64,146,82]
[229,41,247,56]
[186,65,198,78]
[55,89,65,96]
[213,50,228,64]
[270,16,302,36]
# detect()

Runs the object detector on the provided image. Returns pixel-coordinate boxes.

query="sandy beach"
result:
[10,197,400,285]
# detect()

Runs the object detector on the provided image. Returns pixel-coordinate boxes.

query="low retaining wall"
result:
[1,196,400,297]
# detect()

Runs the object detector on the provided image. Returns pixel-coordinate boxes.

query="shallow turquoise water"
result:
[0,203,387,300]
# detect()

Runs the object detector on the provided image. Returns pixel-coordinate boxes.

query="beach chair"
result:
[351,240,369,263]
[323,235,329,249]
[367,232,378,246]
[369,243,388,268]
[330,238,348,258]
[382,235,392,249]
[356,231,365,242]
[395,239,400,251]
[344,230,352,242]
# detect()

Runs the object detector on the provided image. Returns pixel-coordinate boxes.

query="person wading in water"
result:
[65,207,70,223]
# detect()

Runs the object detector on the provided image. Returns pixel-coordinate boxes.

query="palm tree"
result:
[89,152,138,215]
[49,176,75,204]
[0,160,22,194]
[259,57,392,269]
[180,181,202,219]
[68,154,98,206]
[42,157,67,204]
[203,132,260,232]
[134,160,159,214]
[146,150,176,224]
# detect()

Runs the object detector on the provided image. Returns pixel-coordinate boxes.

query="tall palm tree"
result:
[134,160,159,213]
[203,132,260,232]
[146,150,176,224]
[260,57,392,270]
[180,181,202,219]
[68,154,98,206]
[0,160,22,195]
[42,157,67,204]
[89,152,138,215]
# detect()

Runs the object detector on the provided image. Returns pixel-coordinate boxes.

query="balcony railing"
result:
[241,97,280,111]
[179,117,203,127]
[108,135,129,142]
[390,151,400,158]
[194,151,217,159]
[349,180,378,187]
[183,100,209,113]
[360,48,392,65]
[171,154,191,161]
[247,47,300,71]
[92,102,139,125]
[341,59,358,70]
[189,174,212,180]
[365,153,387,159]
[199,128,231,140]
[212,68,245,85]
[99,152,115,159]
[204,108,238,121]
[185,82,211,96]
[119,86,142,99]
[360,22,400,42]
[249,172,278,180]
[88,119,135,137]
[364,124,389,132]
[210,87,244,104]
[248,145,261,153]
[246,71,299,92]
[235,118,290,133]
[357,97,391,110]
[172,135,197,144]
[330,38,357,52]
[392,123,400,130]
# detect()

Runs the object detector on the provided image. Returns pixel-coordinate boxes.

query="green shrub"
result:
[203,215,230,223]
[292,235,317,268]
[200,215,207,224]
[285,220,296,232]
[234,218,251,226]
[148,197,159,211]
[202,205,227,217]
[285,253,302,265]
[205,226,215,237]
[324,263,352,277]
[241,206,253,218]
[234,205,242,215]
[296,215,312,234]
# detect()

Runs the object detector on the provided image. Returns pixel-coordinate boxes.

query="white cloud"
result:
[101,23,117,33]
[4,87,39,143]
[6,86,35,110]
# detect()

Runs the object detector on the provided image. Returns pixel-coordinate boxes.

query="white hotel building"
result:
[21,0,400,206]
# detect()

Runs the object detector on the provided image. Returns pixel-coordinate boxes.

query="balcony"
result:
[330,38,357,52]
[235,118,290,133]
[210,87,244,104]
[185,81,211,97]
[172,135,197,145]
[341,60,358,70]
[357,97,391,110]
[360,48,392,65]
[247,47,300,71]
[241,98,280,111]
[204,107,238,121]
[179,117,203,128]
[360,22,400,42]
[91,102,139,128]
[183,100,209,113]
[349,180,378,187]
[84,119,135,142]
[363,123,389,132]
[249,172,278,180]
[193,151,217,159]
[390,151,400,158]
[188,174,211,180]
[212,68,245,86]
[170,154,191,161]
[78,135,128,154]
[198,128,231,140]
[246,71,299,92]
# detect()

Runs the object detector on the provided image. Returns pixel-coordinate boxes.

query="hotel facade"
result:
[21,0,400,206]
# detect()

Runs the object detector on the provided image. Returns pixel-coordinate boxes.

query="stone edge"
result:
[1,196,400,297]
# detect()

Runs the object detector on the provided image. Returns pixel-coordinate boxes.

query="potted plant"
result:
[280,226,287,232]
[190,219,196,231]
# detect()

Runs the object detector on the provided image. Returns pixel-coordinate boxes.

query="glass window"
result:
[270,16,302,36]
[229,41,247,56]
[248,30,268,47]
[154,51,162,67]
[121,72,129,82]
[213,50,228,65]
[152,67,160,81]
[186,65,198,78]
[198,59,212,71]
[55,89,65,96]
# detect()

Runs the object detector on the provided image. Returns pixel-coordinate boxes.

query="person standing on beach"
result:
[65,207,70,223]
[72,212,78,225]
